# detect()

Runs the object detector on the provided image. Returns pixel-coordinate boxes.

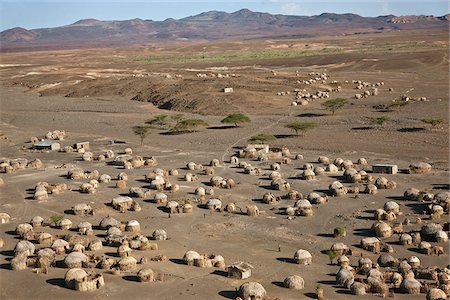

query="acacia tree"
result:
[145,114,169,129]
[132,125,152,146]
[285,122,318,136]
[173,118,209,132]
[221,113,251,127]
[322,98,348,115]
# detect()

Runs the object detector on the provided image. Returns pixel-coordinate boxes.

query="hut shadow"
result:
[0,263,11,270]
[208,125,235,130]
[405,203,428,215]
[211,270,228,277]
[336,289,352,294]
[159,131,191,136]
[122,275,140,282]
[105,252,120,258]
[298,113,326,118]
[274,134,294,139]
[304,292,317,299]
[54,260,67,269]
[276,257,295,264]
[398,127,425,133]
[317,280,337,286]
[353,228,373,237]
[25,196,35,200]
[432,183,450,190]
[156,206,169,213]
[354,209,375,220]
[46,278,66,288]
[272,281,285,288]
[314,189,332,196]
[0,250,14,256]
[352,126,373,131]
[385,196,404,201]
[407,248,423,254]
[5,230,18,237]
[169,258,185,265]
[317,233,334,238]
[259,185,276,191]
[91,225,104,231]
[251,198,266,204]
[63,209,75,215]
[218,290,237,299]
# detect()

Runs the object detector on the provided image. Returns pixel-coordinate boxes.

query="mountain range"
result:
[1,9,448,51]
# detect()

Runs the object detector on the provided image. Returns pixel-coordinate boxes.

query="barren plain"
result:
[0,28,449,300]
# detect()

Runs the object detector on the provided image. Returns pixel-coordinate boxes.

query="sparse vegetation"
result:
[389,101,409,110]
[221,114,251,127]
[421,117,444,128]
[49,214,64,225]
[369,116,391,127]
[326,249,339,265]
[132,125,152,146]
[322,98,348,115]
[285,122,318,136]
[145,114,208,133]
[333,226,346,237]
[248,133,276,143]
[136,48,345,64]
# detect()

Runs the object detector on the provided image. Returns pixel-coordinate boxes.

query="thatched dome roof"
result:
[152,229,167,240]
[283,275,304,290]
[238,282,267,300]
[99,216,120,229]
[294,249,312,260]
[64,252,88,268]
[65,268,87,288]
[14,240,35,256]
[183,250,200,262]
[400,278,421,294]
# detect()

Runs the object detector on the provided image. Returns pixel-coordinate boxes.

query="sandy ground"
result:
[0,30,449,300]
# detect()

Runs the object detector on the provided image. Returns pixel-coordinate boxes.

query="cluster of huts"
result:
[0,125,447,300]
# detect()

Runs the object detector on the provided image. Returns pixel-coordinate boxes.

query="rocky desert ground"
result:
[0,27,449,300]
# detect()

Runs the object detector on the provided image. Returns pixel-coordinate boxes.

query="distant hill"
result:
[1,9,448,51]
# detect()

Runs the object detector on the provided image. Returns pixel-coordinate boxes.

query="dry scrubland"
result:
[0,29,449,300]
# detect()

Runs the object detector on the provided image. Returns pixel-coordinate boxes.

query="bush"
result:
[333,226,346,237]
[421,117,444,128]
[326,249,339,264]
[221,114,251,127]
[49,214,64,225]
[368,116,391,126]
[248,133,276,143]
